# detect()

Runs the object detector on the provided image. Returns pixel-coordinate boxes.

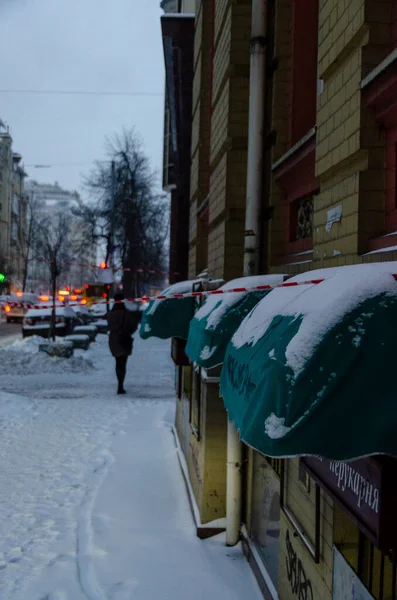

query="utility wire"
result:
[0,89,163,97]
[25,163,97,168]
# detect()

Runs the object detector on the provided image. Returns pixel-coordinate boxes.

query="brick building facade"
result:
[170,0,397,598]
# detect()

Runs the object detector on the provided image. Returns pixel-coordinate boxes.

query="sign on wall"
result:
[333,547,374,600]
[301,456,397,549]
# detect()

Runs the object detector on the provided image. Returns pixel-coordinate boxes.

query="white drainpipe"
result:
[226,0,267,546]
[226,419,243,546]
[243,0,267,277]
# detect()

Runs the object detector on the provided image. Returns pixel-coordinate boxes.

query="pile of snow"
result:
[232,262,397,376]
[194,275,286,330]
[147,279,204,316]
[0,336,95,375]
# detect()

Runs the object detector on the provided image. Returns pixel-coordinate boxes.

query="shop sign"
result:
[302,456,397,549]
[333,547,374,600]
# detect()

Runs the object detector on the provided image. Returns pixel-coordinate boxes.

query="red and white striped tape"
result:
[6,273,397,311]
[9,275,396,311]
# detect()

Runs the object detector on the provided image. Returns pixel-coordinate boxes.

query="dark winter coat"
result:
[107,308,141,358]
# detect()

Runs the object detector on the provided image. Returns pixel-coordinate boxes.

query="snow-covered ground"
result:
[0,333,262,599]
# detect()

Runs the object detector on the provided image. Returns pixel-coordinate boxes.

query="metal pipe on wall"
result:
[243,0,267,277]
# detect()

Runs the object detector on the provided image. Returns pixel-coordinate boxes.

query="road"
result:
[0,321,22,345]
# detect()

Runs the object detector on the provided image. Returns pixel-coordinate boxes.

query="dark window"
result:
[290,196,313,242]
[335,505,397,600]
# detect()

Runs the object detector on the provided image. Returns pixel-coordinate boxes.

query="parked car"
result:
[0,295,10,314]
[90,299,111,318]
[22,306,80,338]
[5,293,40,323]
[71,304,92,325]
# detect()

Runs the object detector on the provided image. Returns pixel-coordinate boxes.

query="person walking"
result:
[106,292,140,394]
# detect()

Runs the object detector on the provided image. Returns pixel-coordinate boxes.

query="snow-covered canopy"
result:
[194,274,286,330]
[147,279,204,316]
[232,262,397,376]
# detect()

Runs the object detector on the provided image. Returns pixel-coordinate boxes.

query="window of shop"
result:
[183,365,192,400]
[251,452,281,588]
[334,504,397,600]
[281,459,321,563]
[267,457,282,478]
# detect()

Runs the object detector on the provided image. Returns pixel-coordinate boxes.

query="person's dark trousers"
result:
[115,356,128,393]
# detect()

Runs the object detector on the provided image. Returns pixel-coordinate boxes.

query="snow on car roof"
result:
[26,306,76,318]
[10,293,39,302]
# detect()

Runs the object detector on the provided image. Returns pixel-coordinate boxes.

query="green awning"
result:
[139,280,201,341]
[185,275,285,369]
[220,263,397,460]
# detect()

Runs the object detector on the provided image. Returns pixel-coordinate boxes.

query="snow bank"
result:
[194,275,285,330]
[0,336,95,375]
[232,263,397,375]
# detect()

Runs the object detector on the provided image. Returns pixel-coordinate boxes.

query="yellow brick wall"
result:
[314,0,393,266]
[188,243,197,279]
[189,0,213,276]
[209,154,227,223]
[208,221,226,279]
[210,82,230,163]
[206,0,250,281]
[201,383,227,522]
[190,146,200,203]
[189,198,198,244]
[278,460,333,600]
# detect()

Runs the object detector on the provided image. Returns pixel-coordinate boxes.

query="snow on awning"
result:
[220,262,397,460]
[185,274,286,369]
[139,279,204,341]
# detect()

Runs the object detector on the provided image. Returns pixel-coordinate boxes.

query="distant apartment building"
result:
[25,181,97,292]
[0,122,28,293]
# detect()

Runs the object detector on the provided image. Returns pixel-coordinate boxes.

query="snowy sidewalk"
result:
[0,334,262,599]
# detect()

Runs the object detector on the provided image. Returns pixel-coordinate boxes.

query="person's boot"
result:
[117,384,126,395]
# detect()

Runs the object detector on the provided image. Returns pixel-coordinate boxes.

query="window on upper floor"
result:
[289,196,314,242]
[290,0,319,146]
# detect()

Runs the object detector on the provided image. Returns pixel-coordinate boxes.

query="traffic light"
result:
[0,273,5,283]
[100,262,107,269]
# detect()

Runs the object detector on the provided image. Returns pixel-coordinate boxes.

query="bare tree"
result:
[35,213,72,340]
[20,191,42,292]
[74,128,169,297]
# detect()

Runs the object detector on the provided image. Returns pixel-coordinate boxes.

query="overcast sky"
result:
[0,0,165,195]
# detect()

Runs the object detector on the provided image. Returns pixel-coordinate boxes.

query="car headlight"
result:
[23,318,33,326]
